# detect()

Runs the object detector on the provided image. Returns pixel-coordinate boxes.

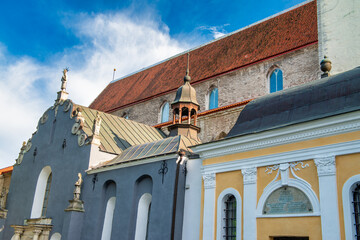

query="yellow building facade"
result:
[192,67,360,240]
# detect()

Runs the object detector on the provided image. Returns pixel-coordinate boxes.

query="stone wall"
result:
[112,44,320,142]
[317,0,360,74]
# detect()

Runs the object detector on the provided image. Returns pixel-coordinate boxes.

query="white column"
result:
[314,155,340,240]
[241,167,257,240]
[182,158,202,240]
[202,172,216,240]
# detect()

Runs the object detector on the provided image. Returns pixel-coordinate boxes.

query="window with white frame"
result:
[209,88,218,110]
[217,188,241,240]
[269,68,283,93]
[342,175,360,240]
[353,184,360,239]
[160,102,170,123]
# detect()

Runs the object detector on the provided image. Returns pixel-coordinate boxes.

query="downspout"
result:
[171,150,186,240]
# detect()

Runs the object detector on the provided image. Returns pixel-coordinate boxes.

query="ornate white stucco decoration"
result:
[25,138,32,152]
[71,107,84,135]
[63,99,72,112]
[265,161,310,187]
[241,166,257,185]
[15,141,27,165]
[78,133,87,147]
[203,173,216,189]
[40,111,48,124]
[91,112,102,145]
[314,155,336,176]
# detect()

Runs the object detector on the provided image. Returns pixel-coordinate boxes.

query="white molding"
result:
[242,169,257,240]
[202,173,216,189]
[241,167,257,185]
[314,155,336,176]
[256,179,320,218]
[194,111,360,159]
[342,174,360,240]
[202,172,216,240]
[201,140,360,174]
[216,188,242,240]
[316,156,341,240]
[87,153,178,174]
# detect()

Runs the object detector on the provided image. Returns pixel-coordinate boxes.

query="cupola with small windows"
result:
[168,53,200,141]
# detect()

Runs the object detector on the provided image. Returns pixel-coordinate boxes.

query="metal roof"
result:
[227,67,360,138]
[73,103,166,154]
[95,135,200,168]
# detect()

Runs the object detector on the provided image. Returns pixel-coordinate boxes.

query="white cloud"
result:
[0,11,188,168]
[198,24,230,39]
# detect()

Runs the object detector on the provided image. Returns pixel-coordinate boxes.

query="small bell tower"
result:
[168,53,200,141]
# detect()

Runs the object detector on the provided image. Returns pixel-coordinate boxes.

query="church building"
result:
[0,0,359,239]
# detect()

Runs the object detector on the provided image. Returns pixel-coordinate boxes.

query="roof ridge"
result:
[109,0,315,85]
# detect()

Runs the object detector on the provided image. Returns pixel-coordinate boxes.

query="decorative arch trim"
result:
[342,174,360,240]
[256,178,320,218]
[216,188,242,240]
[31,166,52,218]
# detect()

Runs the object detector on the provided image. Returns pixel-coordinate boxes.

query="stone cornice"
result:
[194,111,360,160]
[201,140,360,174]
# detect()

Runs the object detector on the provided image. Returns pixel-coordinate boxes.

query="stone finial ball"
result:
[320,56,332,73]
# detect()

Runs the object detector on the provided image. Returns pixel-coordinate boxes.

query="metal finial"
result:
[184,52,191,82]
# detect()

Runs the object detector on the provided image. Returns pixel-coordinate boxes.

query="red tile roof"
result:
[90,1,317,112]
[0,166,13,175]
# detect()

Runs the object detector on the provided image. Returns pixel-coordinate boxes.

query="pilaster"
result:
[241,166,257,240]
[202,172,216,240]
[314,155,340,240]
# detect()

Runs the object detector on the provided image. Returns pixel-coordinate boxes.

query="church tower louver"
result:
[168,53,201,141]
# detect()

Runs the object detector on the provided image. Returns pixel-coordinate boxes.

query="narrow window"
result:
[135,193,152,240]
[209,88,218,110]
[161,102,170,123]
[31,166,52,218]
[269,69,283,93]
[41,173,52,217]
[101,197,116,240]
[353,184,360,239]
[223,195,236,240]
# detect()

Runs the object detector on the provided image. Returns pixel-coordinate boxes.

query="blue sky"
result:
[0,0,304,168]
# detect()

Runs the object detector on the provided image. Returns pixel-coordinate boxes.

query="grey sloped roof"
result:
[227,66,360,138]
[93,135,200,169]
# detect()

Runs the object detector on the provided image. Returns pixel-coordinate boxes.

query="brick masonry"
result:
[113,44,320,143]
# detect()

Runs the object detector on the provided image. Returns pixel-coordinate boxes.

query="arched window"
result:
[101,197,116,240]
[31,166,52,218]
[353,184,360,239]
[209,88,218,110]
[343,175,360,240]
[269,68,283,93]
[161,102,170,123]
[217,188,241,240]
[135,193,152,240]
